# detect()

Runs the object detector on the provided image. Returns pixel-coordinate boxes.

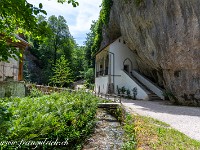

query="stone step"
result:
[150,98,161,100]
[149,97,162,100]
[149,95,160,98]
[148,93,162,101]
[98,103,121,108]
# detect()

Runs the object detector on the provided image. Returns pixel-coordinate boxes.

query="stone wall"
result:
[0,82,73,98]
[0,81,26,98]
[26,84,71,95]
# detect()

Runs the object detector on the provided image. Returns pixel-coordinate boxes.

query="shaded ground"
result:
[82,109,124,150]
[122,99,200,141]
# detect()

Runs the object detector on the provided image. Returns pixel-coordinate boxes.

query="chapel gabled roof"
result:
[94,37,120,56]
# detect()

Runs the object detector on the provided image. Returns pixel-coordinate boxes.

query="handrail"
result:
[132,70,164,100]
[122,70,151,94]
[132,70,164,91]
[120,70,149,100]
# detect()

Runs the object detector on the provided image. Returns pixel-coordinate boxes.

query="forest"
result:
[23,15,87,87]
[0,0,112,88]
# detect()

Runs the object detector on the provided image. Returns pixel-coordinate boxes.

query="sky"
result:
[28,0,102,46]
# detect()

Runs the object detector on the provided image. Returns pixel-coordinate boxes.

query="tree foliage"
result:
[82,68,94,86]
[91,0,113,54]
[71,46,85,80]
[24,14,86,86]
[83,0,112,85]
[0,0,78,61]
[47,15,72,65]
[84,0,113,67]
[24,15,77,85]
[50,55,72,87]
[84,21,97,68]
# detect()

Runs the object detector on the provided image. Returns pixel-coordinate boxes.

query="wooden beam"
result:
[18,48,24,81]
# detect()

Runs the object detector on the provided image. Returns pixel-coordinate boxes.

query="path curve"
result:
[122,99,200,141]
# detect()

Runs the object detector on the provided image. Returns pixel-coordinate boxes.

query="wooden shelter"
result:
[0,34,29,81]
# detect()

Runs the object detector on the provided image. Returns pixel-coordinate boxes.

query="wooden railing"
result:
[96,69,108,77]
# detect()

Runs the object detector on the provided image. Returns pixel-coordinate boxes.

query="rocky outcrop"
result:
[102,0,200,105]
[23,49,44,84]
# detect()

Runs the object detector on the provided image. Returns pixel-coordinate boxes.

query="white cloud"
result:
[27,0,102,45]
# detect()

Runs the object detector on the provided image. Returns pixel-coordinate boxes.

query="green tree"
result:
[71,46,85,81]
[50,55,72,87]
[24,15,77,85]
[84,21,97,68]
[84,68,95,84]
[47,15,72,65]
[0,0,78,61]
[91,0,113,56]
[82,0,112,85]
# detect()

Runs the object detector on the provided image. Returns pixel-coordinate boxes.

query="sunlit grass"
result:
[123,113,200,150]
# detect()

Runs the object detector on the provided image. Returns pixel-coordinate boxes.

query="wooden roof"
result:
[0,34,29,49]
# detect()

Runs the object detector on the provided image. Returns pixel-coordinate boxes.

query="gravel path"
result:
[122,99,200,141]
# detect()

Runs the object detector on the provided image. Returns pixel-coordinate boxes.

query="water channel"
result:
[82,108,124,150]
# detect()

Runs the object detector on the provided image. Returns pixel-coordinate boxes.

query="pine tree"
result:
[50,55,72,87]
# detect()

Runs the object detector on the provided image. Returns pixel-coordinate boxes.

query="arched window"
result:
[123,58,133,73]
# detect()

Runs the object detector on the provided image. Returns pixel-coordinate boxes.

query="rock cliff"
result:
[102,0,200,105]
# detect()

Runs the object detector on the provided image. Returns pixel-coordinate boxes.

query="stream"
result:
[82,108,124,150]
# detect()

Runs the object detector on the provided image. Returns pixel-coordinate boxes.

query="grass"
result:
[123,113,200,150]
[98,98,113,103]
[97,94,121,103]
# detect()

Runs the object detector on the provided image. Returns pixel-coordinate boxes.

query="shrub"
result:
[29,87,44,98]
[126,89,131,98]
[121,86,126,95]
[117,85,121,95]
[0,91,98,149]
[132,87,137,100]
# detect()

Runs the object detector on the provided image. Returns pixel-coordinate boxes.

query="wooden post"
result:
[18,48,24,81]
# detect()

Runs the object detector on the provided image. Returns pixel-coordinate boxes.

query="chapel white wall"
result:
[109,37,138,92]
[115,70,149,100]
[95,76,109,94]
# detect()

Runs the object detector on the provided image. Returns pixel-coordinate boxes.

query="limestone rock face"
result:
[103,0,200,105]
